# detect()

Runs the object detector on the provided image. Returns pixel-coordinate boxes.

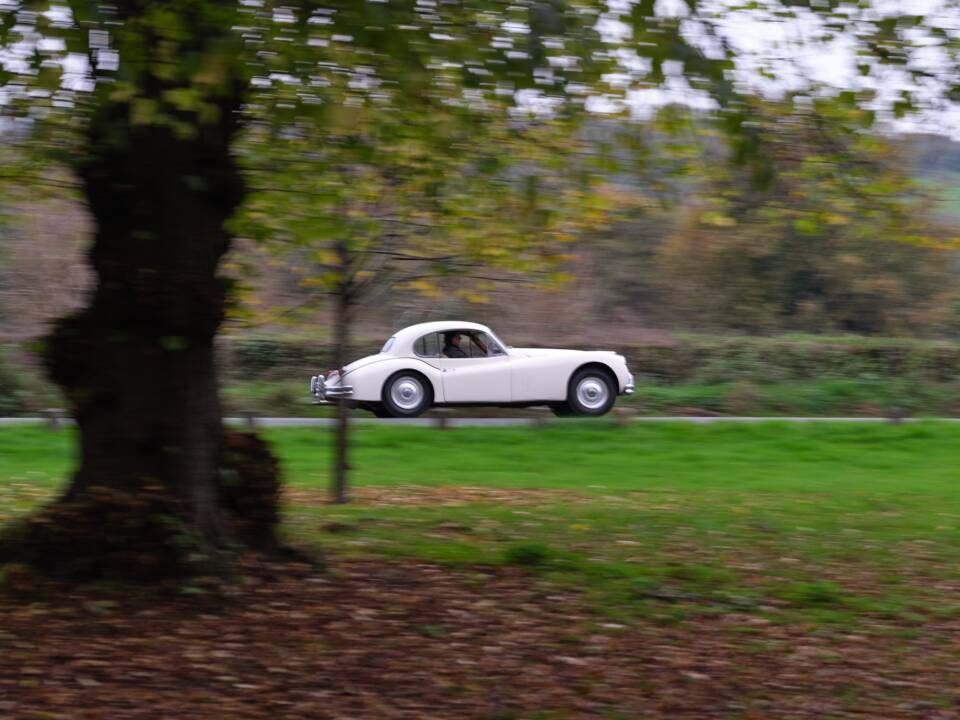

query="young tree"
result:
[237,114,602,502]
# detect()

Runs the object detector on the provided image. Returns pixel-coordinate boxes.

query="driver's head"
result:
[445,332,461,346]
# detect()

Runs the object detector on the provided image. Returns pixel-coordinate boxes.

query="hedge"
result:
[0,347,27,415]
[5,336,960,418]
[219,335,960,385]
[624,339,960,384]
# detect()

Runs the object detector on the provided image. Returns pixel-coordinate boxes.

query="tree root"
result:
[0,482,196,580]
[0,430,316,582]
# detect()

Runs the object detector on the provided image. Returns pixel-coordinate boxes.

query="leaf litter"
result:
[2,556,959,719]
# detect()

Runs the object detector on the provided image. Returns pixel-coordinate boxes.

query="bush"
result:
[229,338,322,377]
[0,347,27,416]
[624,337,960,385]
[503,542,559,568]
[222,336,382,380]
[777,581,847,607]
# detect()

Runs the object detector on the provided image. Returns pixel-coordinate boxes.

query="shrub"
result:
[777,581,847,607]
[222,336,381,379]
[503,542,558,568]
[624,337,960,385]
[0,347,27,416]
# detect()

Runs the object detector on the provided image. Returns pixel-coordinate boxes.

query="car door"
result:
[439,331,511,402]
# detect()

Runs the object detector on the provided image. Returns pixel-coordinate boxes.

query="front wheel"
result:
[381,372,433,418]
[564,368,616,416]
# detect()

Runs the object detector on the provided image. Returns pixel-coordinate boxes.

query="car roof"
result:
[395,320,490,338]
[389,321,493,353]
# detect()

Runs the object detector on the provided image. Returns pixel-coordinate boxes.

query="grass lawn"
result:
[3,421,960,627]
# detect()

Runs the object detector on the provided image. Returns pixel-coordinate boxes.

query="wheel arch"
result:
[347,358,442,402]
[381,367,437,405]
[568,361,619,393]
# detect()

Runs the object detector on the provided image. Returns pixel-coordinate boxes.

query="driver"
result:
[442,332,468,358]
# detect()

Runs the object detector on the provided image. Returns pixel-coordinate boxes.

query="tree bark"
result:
[330,247,351,505]
[52,126,235,520]
[0,11,282,579]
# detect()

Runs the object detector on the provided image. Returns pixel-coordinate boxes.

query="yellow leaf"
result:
[130,98,158,125]
[700,211,737,227]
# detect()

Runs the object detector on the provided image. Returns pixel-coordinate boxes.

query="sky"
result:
[601,0,960,138]
[3,0,960,139]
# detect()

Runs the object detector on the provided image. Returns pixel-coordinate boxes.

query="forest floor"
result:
[2,422,960,718]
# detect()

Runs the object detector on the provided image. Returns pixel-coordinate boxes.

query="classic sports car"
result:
[310,321,634,418]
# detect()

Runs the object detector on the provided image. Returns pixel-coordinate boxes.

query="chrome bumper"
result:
[623,375,635,395]
[310,374,354,404]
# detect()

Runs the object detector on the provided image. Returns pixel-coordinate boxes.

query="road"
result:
[1,416,956,427]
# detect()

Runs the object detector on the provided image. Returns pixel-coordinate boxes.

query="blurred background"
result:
[4,125,960,418]
[3,0,960,424]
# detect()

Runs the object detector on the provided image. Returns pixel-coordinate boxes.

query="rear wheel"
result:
[381,371,433,418]
[565,368,616,416]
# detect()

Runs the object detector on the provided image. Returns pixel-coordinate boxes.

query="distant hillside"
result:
[909,133,960,178]
[906,133,960,220]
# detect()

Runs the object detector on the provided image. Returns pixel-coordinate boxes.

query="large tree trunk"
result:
[0,13,281,579]
[58,120,238,527]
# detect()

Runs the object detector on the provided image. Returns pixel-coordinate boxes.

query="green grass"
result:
[3,421,960,626]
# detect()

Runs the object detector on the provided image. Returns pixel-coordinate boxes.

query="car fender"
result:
[509,353,579,402]
[509,350,631,401]
[344,357,444,403]
[566,352,632,393]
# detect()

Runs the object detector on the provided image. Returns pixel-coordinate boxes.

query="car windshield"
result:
[380,336,396,353]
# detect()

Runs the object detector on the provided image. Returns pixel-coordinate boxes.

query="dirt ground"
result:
[2,557,959,720]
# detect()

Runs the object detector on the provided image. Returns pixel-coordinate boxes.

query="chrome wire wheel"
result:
[383,372,431,417]
[576,376,610,411]
[390,376,424,411]
[566,368,616,416]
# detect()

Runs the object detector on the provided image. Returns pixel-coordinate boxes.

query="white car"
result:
[310,320,634,418]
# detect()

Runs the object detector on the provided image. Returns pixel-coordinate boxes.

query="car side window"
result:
[463,332,504,358]
[438,330,506,359]
[414,333,441,358]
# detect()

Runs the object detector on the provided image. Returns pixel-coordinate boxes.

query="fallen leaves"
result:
[1,556,959,719]
[285,484,588,508]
